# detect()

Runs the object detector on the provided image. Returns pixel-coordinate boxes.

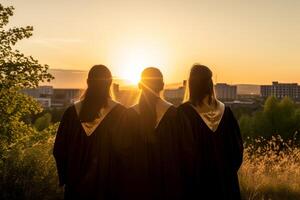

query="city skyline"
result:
[6,0,300,84]
[24,80,300,109]
[46,68,294,92]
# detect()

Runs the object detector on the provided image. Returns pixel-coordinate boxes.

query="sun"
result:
[121,69,141,85]
[111,44,168,85]
[118,51,151,85]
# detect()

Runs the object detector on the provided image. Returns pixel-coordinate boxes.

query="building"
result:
[163,80,186,106]
[163,87,185,106]
[36,98,52,108]
[21,86,84,108]
[215,83,237,100]
[21,86,53,99]
[51,88,83,108]
[261,81,300,100]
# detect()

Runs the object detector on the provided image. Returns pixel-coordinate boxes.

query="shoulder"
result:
[121,106,140,122]
[157,98,174,113]
[167,105,177,112]
[224,106,238,122]
[107,103,128,121]
[178,102,191,110]
[225,106,234,116]
[177,102,193,116]
[63,105,77,117]
[127,104,140,116]
[114,103,127,112]
[59,105,77,125]
[163,105,177,119]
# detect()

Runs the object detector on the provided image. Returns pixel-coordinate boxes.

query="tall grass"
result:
[239,135,300,200]
[1,131,299,200]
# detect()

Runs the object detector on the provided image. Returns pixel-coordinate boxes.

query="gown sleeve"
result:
[228,108,244,172]
[53,107,72,186]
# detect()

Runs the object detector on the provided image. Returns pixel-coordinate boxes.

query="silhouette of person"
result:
[177,64,243,200]
[125,67,182,200]
[53,65,127,200]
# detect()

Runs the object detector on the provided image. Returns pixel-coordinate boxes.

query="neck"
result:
[201,95,217,108]
[141,90,160,99]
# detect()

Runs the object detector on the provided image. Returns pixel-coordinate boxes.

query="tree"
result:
[0,4,53,148]
[0,4,53,90]
[239,96,300,140]
[34,113,52,131]
[0,5,62,199]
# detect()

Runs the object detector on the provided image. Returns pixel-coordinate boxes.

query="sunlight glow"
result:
[118,48,159,85]
[121,70,141,85]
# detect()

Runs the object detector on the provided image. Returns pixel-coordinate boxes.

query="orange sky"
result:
[6,0,300,85]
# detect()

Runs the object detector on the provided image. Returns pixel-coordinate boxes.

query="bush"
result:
[0,124,63,200]
[34,113,52,131]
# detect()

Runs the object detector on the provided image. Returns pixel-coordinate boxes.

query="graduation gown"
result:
[126,101,182,200]
[53,102,128,200]
[177,102,243,200]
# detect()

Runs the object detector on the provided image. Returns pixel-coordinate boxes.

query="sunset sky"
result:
[6,0,300,86]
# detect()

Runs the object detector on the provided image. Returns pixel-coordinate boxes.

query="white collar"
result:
[74,99,118,136]
[132,98,173,128]
[191,99,225,132]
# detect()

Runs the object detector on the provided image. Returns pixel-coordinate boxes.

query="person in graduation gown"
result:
[53,65,128,200]
[177,64,244,200]
[126,67,182,200]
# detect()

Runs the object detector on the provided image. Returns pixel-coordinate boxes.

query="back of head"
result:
[140,67,164,94]
[188,64,216,106]
[138,67,164,129]
[79,65,112,122]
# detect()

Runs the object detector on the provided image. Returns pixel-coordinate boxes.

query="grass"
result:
[1,131,299,200]
[239,135,300,200]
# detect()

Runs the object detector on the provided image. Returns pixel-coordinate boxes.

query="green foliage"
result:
[0,5,53,90]
[47,108,66,123]
[0,3,54,147]
[0,89,42,145]
[0,124,63,200]
[0,4,58,199]
[239,96,300,139]
[34,113,52,131]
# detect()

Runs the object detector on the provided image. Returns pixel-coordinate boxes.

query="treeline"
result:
[239,96,300,140]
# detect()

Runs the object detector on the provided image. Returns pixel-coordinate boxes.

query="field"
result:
[1,128,299,200]
[240,136,300,200]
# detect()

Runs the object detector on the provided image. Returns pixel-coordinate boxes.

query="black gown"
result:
[177,102,243,200]
[126,105,182,200]
[53,103,129,200]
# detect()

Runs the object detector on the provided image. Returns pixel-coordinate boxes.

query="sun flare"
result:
[111,44,168,85]
[118,49,153,85]
[121,70,141,85]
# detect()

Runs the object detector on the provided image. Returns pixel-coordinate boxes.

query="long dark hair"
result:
[138,67,164,129]
[79,65,112,122]
[188,64,217,107]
